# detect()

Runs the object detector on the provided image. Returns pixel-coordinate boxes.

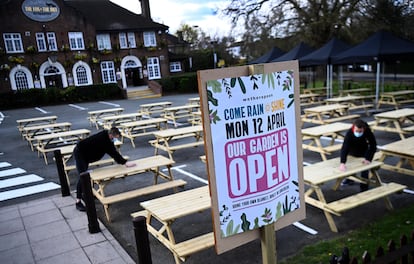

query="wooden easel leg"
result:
[260,224,277,264]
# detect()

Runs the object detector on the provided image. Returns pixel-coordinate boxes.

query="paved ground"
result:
[1,93,413,264]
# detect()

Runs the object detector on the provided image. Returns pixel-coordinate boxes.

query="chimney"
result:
[139,0,151,19]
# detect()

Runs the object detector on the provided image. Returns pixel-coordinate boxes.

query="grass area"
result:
[280,203,414,264]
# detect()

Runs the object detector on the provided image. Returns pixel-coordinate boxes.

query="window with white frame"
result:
[147,57,161,79]
[143,31,156,47]
[36,33,47,52]
[47,32,58,51]
[96,34,111,50]
[73,61,92,86]
[68,32,85,50]
[101,61,116,83]
[119,32,136,49]
[3,33,23,53]
[169,61,182,72]
[14,70,30,90]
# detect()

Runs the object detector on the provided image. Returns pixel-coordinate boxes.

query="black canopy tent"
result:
[333,31,414,105]
[271,42,314,63]
[248,46,285,64]
[300,38,351,97]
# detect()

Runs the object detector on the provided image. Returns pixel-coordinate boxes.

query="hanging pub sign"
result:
[198,61,305,254]
[22,0,60,22]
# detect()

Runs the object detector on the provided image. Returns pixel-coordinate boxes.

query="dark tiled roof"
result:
[64,0,168,32]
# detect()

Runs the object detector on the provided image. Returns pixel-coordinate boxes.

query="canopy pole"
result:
[375,61,380,109]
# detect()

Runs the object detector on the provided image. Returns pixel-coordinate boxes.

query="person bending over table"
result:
[339,118,377,192]
[73,127,136,211]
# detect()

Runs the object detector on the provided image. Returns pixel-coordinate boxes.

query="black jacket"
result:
[76,130,127,164]
[340,124,377,163]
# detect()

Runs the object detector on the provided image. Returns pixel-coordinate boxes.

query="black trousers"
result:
[73,146,89,200]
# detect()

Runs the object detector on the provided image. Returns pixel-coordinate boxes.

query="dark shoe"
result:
[341,179,354,186]
[76,202,86,212]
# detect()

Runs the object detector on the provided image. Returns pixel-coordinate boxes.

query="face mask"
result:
[112,137,119,143]
[353,131,363,138]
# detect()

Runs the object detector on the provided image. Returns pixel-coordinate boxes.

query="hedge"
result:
[157,72,198,94]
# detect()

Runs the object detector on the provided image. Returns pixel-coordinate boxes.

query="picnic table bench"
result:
[162,105,200,127]
[89,155,186,222]
[301,122,350,160]
[132,185,213,264]
[21,122,72,151]
[101,112,142,129]
[139,101,172,117]
[299,93,322,107]
[325,95,373,116]
[16,115,58,134]
[369,108,414,139]
[377,90,414,109]
[377,136,414,177]
[34,129,91,164]
[120,117,168,148]
[301,103,360,125]
[87,108,124,129]
[338,87,373,97]
[304,157,406,232]
[150,125,204,160]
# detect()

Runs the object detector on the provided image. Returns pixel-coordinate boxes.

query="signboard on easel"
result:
[198,61,305,255]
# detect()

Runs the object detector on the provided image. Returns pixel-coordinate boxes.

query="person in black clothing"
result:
[339,118,377,192]
[73,127,135,211]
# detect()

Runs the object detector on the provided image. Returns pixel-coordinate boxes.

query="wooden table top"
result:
[304,157,383,185]
[140,185,211,221]
[140,101,172,108]
[120,118,167,128]
[304,103,348,113]
[34,129,90,141]
[88,108,123,115]
[90,155,174,181]
[382,90,414,96]
[164,105,198,111]
[326,95,365,103]
[17,115,57,123]
[301,122,350,137]
[379,137,414,156]
[153,125,203,138]
[374,108,414,119]
[101,113,142,121]
[22,122,71,132]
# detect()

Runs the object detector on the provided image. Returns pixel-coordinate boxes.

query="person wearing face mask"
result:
[73,126,136,211]
[339,118,377,192]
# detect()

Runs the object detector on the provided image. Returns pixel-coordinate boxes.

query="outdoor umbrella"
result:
[248,46,285,64]
[332,31,414,105]
[300,38,351,97]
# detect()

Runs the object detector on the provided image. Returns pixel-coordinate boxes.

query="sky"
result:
[111,0,233,38]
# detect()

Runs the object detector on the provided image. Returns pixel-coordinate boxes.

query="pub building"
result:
[0,0,182,92]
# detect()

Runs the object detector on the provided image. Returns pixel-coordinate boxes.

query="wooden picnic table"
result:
[299,93,321,107]
[304,156,406,232]
[21,122,72,151]
[302,87,327,96]
[133,185,213,264]
[120,117,168,148]
[377,136,414,177]
[139,101,172,117]
[87,108,124,129]
[338,87,373,97]
[369,108,414,139]
[301,103,360,125]
[325,95,373,116]
[150,125,204,160]
[377,90,414,109]
[302,122,350,161]
[16,115,58,134]
[34,129,91,164]
[89,155,186,222]
[162,104,200,127]
[187,97,200,105]
[101,112,142,129]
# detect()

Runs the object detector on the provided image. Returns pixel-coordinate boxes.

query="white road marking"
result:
[0,168,26,178]
[35,107,48,113]
[403,189,414,195]
[0,182,60,201]
[0,174,43,188]
[163,165,208,185]
[293,221,318,235]
[0,162,11,168]
[68,104,87,110]
[99,101,120,107]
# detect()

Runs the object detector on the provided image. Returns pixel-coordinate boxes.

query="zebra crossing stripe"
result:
[0,168,26,178]
[0,174,43,189]
[0,162,11,168]
[0,182,60,201]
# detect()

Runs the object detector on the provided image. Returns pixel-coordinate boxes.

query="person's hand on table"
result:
[339,163,346,171]
[125,161,136,167]
[362,159,371,165]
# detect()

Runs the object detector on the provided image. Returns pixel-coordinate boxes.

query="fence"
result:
[330,230,414,264]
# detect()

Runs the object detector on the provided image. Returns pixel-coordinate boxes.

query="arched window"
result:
[73,61,93,86]
[10,66,34,90]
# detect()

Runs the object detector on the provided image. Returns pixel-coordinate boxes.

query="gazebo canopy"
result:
[300,38,351,66]
[248,47,285,64]
[271,42,314,63]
